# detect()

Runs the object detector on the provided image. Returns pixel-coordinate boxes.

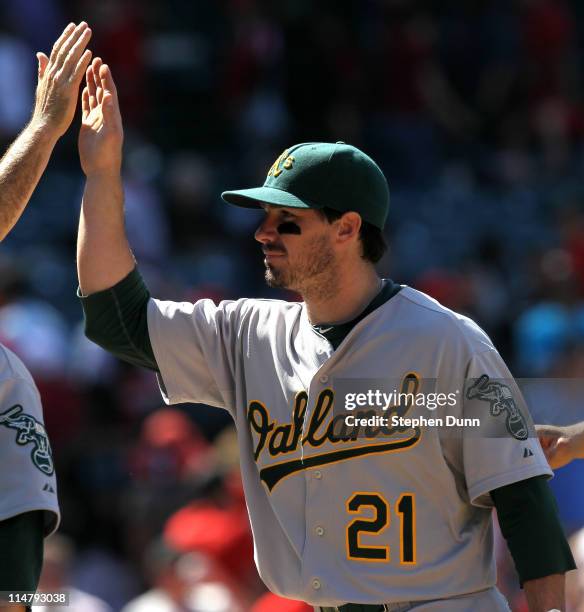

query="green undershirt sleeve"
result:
[0,511,44,592]
[78,268,158,372]
[491,475,576,586]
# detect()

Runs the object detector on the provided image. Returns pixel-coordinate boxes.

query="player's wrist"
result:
[83,166,122,181]
[24,117,61,147]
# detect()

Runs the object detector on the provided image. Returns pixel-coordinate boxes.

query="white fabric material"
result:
[0,344,59,535]
[148,286,550,608]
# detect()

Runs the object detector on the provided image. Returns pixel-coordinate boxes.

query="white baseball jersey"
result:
[147,284,551,608]
[0,343,59,535]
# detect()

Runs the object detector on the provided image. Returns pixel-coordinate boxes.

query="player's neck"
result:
[303,264,381,326]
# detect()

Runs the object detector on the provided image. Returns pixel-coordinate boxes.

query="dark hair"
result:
[319,208,388,263]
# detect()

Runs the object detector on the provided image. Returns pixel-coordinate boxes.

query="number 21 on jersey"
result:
[345,492,416,564]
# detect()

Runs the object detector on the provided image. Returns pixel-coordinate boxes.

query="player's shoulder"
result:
[244,296,303,313]
[232,296,302,311]
[150,295,302,327]
[222,296,303,327]
[394,287,495,352]
[0,343,36,386]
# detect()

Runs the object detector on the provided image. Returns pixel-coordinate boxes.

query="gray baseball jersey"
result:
[0,344,59,535]
[147,285,551,608]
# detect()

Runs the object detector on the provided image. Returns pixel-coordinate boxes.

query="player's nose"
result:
[254,217,278,244]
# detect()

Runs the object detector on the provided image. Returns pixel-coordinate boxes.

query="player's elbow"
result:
[83,313,117,353]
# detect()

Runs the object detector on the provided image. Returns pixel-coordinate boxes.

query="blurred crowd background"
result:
[0,0,583,610]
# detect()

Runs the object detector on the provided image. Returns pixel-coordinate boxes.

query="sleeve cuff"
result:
[77,267,147,302]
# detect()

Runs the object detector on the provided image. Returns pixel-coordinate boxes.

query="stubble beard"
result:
[264,234,339,301]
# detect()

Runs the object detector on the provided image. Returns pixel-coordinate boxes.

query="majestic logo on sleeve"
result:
[466,375,529,440]
[0,405,55,475]
[248,374,422,491]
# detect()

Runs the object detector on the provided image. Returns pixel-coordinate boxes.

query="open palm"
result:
[78,57,123,177]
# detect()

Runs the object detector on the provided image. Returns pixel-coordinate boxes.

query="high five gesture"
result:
[33,22,92,138]
[77,58,134,296]
[0,22,92,241]
[79,57,124,177]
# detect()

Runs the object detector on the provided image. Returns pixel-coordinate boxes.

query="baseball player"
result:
[77,59,575,611]
[0,22,92,610]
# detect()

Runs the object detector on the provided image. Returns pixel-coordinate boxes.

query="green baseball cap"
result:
[221,141,390,229]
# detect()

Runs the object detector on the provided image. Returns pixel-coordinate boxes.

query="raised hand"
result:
[32,22,92,138]
[78,57,124,177]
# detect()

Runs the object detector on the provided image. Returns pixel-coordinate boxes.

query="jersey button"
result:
[314,470,322,480]
[315,526,325,536]
[311,578,322,590]
[319,374,329,384]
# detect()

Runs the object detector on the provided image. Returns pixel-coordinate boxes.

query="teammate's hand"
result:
[78,57,124,177]
[31,22,92,139]
[536,423,584,470]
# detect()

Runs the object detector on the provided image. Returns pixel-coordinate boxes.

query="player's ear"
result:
[335,211,361,244]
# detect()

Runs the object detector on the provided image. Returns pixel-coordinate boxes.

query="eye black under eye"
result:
[277,221,302,235]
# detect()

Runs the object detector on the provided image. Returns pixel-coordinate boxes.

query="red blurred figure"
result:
[164,502,254,581]
[130,408,211,484]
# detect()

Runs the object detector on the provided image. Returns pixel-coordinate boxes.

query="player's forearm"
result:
[523,573,564,611]
[77,172,135,296]
[0,120,59,242]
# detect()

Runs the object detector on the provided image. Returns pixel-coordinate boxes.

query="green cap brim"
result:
[221,186,323,211]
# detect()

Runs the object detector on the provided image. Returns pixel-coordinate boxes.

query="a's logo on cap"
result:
[268,149,295,178]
